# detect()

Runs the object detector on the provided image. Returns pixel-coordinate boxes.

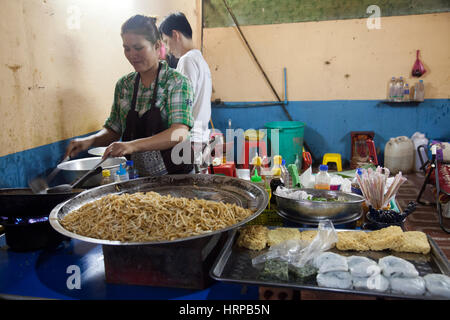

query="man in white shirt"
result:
[159,13,212,169]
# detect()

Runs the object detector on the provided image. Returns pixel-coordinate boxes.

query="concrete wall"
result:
[0,0,200,187]
[203,12,450,165]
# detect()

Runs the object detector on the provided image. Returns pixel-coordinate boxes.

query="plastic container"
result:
[265,121,305,167]
[388,77,396,101]
[314,165,331,190]
[394,77,404,101]
[250,155,262,178]
[384,136,415,174]
[403,83,410,101]
[250,170,266,190]
[271,155,282,176]
[115,164,129,182]
[280,159,290,187]
[125,160,139,180]
[101,169,114,185]
[414,80,425,101]
[411,132,429,172]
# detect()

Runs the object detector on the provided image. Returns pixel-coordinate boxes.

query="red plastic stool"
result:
[240,140,268,169]
[208,162,237,177]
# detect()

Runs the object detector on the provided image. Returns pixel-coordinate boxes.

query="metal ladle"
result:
[45,157,108,194]
[29,156,70,194]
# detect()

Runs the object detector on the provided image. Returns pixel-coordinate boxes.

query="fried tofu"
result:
[236,225,268,251]
[367,226,404,251]
[267,227,302,246]
[391,231,431,254]
[336,231,370,251]
[300,230,318,242]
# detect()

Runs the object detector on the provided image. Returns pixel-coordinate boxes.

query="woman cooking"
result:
[65,15,194,176]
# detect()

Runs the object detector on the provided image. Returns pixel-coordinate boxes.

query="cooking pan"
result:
[0,188,84,218]
[50,174,269,245]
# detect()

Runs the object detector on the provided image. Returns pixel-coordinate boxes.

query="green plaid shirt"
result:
[104,61,194,136]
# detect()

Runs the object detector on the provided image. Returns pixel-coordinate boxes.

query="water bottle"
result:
[403,83,410,101]
[388,77,396,101]
[101,169,113,185]
[280,159,291,187]
[394,77,404,102]
[414,80,425,102]
[125,160,139,179]
[314,165,331,190]
[115,164,129,182]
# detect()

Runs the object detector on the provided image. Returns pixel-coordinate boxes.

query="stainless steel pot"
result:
[49,174,269,245]
[274,188,364,220]
[57,157,127,188]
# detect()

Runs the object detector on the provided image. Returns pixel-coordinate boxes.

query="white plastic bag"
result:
[299,166,315,188]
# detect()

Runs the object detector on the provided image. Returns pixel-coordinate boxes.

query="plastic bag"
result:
[412,50,426,77]
[251,220,338,268]
[299,166,315,188]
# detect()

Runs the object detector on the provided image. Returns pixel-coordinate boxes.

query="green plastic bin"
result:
[265,121,305,167]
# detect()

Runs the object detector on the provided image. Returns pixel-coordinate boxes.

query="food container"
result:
[57,157,127,188]
[274,188,364,221]
[49,174,269,288]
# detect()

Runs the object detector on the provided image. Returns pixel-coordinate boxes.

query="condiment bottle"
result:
[250,170,266,190]
[271,155,282,176]
[101,169,113,185]
[115,164,129,182]
[250,155,262,178]
[314,165,330,190]
[125,160,139,180]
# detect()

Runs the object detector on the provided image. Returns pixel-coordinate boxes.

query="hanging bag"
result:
[412,50,426,77]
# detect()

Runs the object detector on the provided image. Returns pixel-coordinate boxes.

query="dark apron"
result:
[122,62,193,176]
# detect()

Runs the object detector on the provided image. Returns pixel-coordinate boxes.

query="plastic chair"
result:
[322,153,343,172]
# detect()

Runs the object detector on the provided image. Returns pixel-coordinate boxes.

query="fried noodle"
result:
[60,192,254,242]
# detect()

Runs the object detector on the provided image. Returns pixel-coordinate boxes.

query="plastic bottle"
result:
[125,160,139,179]
[388,77,396,101]
[250,169,266,189]
[314,165,331,190]
[115,164,129,182]
[280,159,290,187]
[294,153,302,171]
[101,169,113,185]
[414,80,425,102]
[271,155,282,176]
[394,77,404,102]
[411,132,429,172]
[250,155,262,177]
[403,83,410,101]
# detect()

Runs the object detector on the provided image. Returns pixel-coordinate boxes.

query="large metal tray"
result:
[49,174,268,245]
[210,228,450,300]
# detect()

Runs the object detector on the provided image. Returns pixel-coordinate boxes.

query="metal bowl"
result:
[57,157,126,188]
[49,174,269,245]
[274,188,364,221]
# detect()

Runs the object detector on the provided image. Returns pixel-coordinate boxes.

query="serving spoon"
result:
[28,156,70,194]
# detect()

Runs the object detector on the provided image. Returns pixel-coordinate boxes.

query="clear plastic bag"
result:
[251,220,338,268]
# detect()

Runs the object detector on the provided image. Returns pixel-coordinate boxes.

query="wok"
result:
[0,188,84,218]
[50,174,269,245]
[57,157,126,188]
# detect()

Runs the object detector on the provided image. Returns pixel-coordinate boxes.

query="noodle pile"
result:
[60,191,254,242]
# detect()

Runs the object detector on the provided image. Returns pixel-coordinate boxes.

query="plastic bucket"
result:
[264,121,305,166]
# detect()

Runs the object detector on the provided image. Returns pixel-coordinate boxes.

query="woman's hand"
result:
[103,141,135,159]
[65,138,94,158]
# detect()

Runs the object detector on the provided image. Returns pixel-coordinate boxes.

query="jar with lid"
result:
[101,169,114,185]
[314,165,330,190]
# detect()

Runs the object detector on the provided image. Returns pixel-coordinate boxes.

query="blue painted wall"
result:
[211,99,450,166]
[1,99,448,188]
[0,133,95,189]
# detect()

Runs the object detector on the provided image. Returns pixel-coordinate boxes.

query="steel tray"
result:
[49,174,268,245]
[210,228,450,300]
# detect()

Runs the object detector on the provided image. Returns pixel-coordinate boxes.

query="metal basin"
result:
[57,157,126,188]
[49,174,269,245]
[274,188,364,221]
